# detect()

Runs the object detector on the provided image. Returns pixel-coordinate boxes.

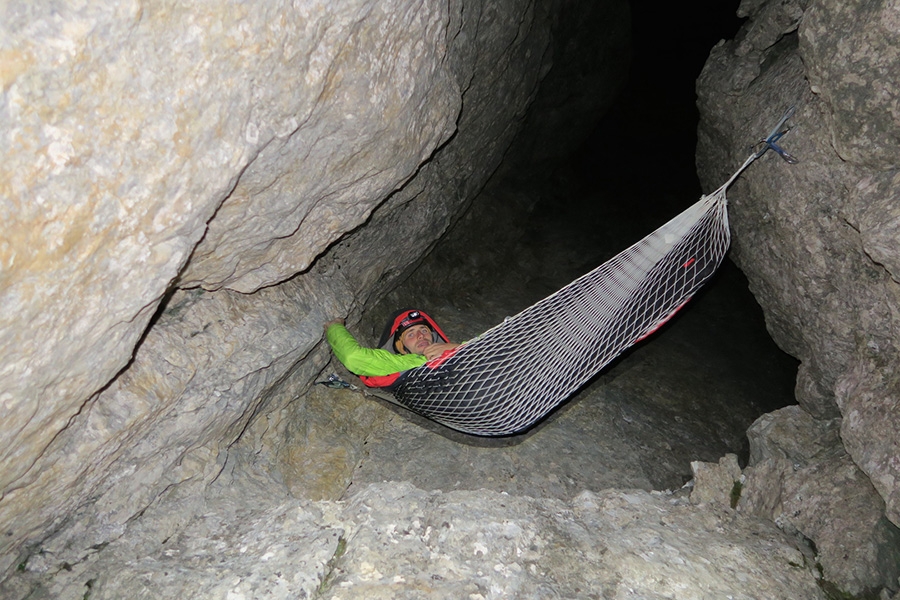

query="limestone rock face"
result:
[3,480,826,600]
[736,407,900,595]
[689,453,741,507]
[327,483,822,599]
[695,0,900,533]
[1,0,453,531]
[0,0,629,578]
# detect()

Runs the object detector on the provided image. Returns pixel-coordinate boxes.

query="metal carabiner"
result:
[751,105,799,163]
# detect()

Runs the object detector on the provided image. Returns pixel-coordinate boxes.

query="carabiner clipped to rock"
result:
[751,105,799,164]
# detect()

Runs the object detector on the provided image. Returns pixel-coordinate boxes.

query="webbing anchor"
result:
[752,105,799,164]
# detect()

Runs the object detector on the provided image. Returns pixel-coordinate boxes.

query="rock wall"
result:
[696,0,900,592]
[0,0,629,578]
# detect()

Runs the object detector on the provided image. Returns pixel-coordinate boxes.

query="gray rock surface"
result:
[327,482,822,600]
[737,406,900,594]
[2,0,629,577]
[690,454,742,507]
[2,478,825,600]
[745,405,841,467]
[696,0,900,585]
[2,0,898,596]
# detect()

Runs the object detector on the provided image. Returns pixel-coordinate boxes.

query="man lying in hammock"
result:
[325,308,459,389]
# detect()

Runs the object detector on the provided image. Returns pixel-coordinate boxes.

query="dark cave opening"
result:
[575,0,746,206]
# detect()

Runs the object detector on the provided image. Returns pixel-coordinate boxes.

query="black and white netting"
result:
[389,183,732,436]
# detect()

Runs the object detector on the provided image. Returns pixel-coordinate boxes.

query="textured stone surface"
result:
[0,0,459,558]
[746,405,841,467]
[696,1,900,592]
[1,0,630,578]
[0,472,342,600]
[737,407,900,594]
[4,0,896,596]
[738,457,795,521]
[327,483,822,600]
[2,481,825,599]
[696,0,900,534]
[177,1,461,294]
[275,384,389,502]
[1,276,337,570]
[800,0,900,171]
[779,453,900,596]
[690,453,742,507]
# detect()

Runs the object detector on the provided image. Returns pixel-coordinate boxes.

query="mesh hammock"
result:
[381,145,783,436]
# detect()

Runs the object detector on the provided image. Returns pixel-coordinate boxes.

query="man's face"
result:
[398,324,432,354]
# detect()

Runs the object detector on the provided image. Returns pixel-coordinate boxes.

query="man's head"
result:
[378,308,450,355]
[393,311,433,355]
